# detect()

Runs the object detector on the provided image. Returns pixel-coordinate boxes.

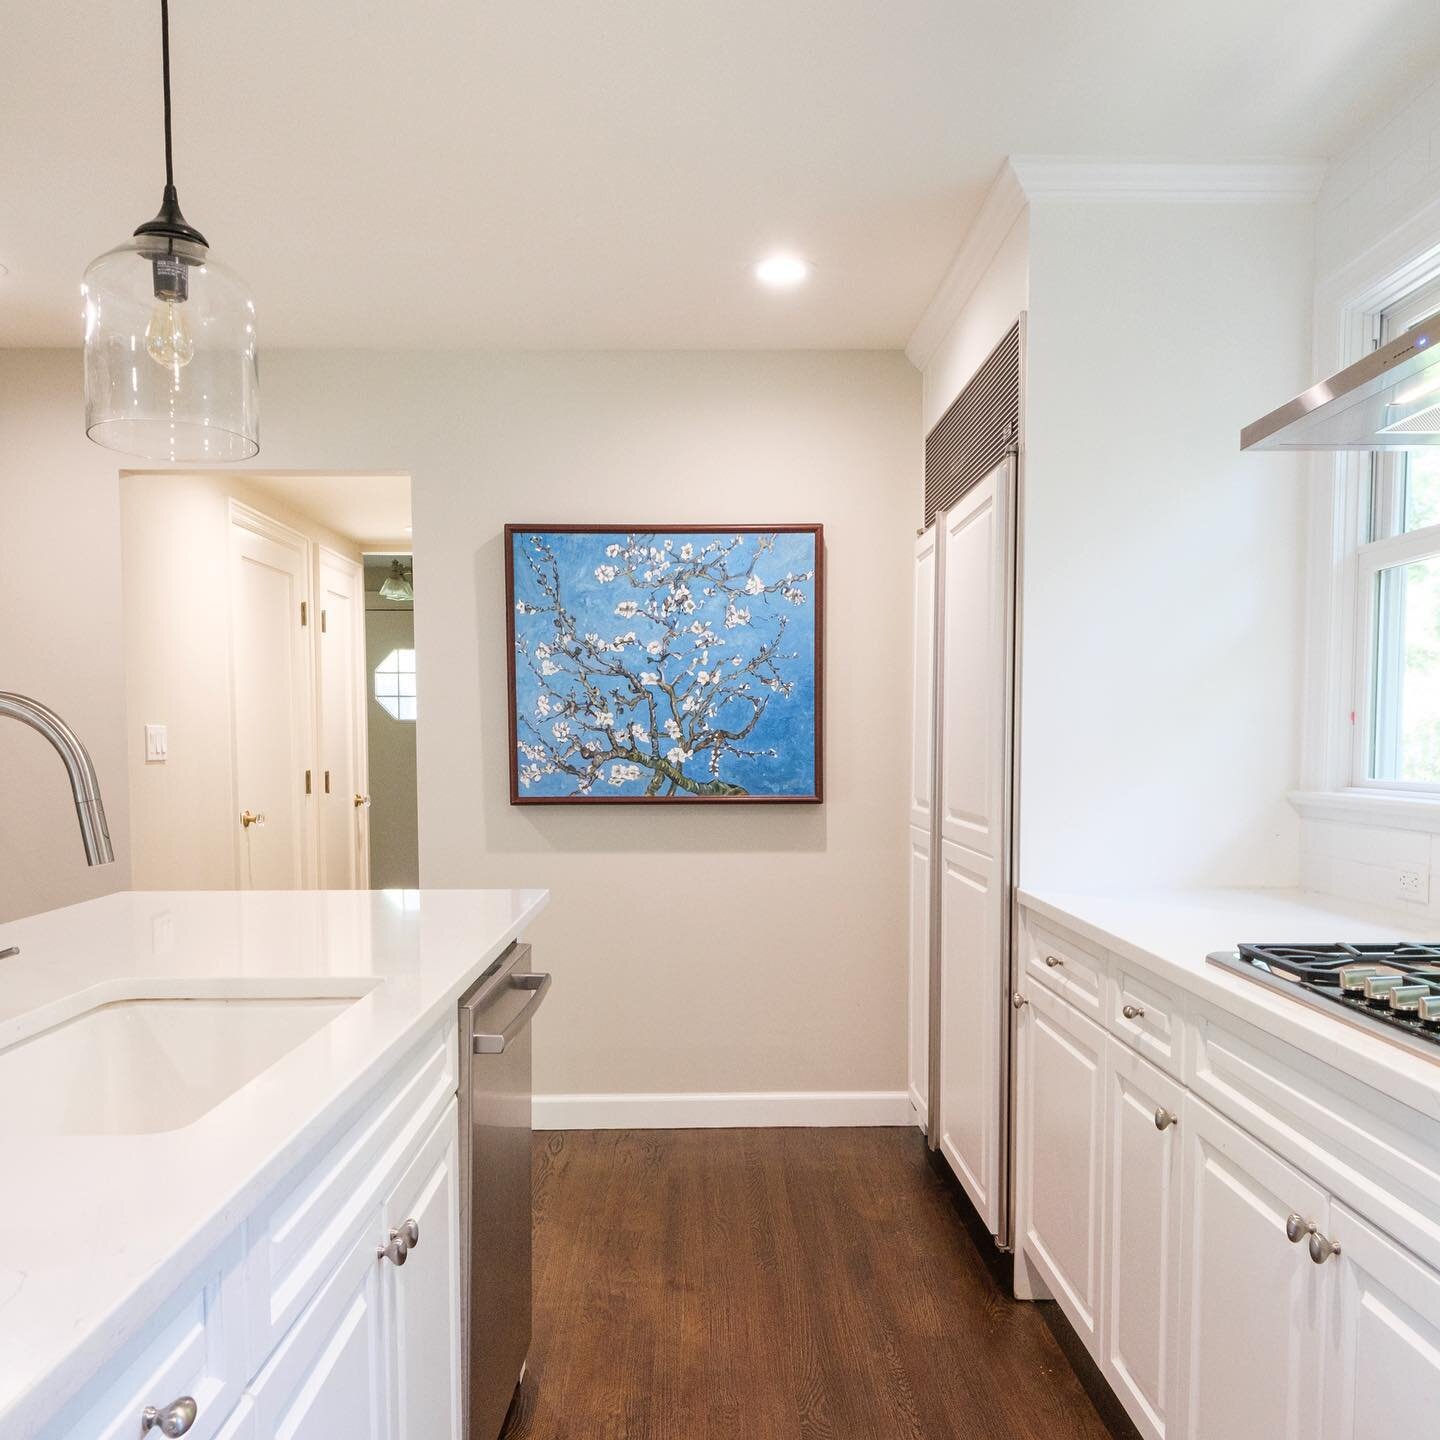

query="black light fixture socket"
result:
[134,183,209,250]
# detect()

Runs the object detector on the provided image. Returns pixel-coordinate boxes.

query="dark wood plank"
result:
[500,1128,1122,1440]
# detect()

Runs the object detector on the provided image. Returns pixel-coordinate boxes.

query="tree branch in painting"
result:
[512,532,815,797]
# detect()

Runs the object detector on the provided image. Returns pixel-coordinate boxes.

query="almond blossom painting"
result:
[505,525,823,803]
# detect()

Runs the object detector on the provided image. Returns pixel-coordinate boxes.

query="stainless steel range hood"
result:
[1242,308,1440,451]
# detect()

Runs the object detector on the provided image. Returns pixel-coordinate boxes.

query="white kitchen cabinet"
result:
[906,824,931,1127]
[1176,1095,1327,1440]
[385,1102,463,1440]
[246,1212,390,1439]
[1102,1040,1184,1440]
[1015,981,1106,1346]
[42,1236,248,1440]
[933,460,1014,1233]
[1321,1201,1440,1440]
[910,526,937,834]
[39,1027,465,1440]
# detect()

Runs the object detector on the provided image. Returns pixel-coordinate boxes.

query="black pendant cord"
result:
[134,0,207,247]
[160,0,174,190]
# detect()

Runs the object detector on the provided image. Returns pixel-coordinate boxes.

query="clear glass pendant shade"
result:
[82,234,258,462]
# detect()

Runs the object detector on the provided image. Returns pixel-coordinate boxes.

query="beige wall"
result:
[120,471,362,889]
[0,352,131,922]
[0,349,921,1100]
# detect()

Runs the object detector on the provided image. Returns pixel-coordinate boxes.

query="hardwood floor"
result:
[499,1127,1120,1440]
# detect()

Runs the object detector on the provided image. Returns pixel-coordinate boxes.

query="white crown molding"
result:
[905,156,1326,370]
[1008,156,1327,204]
[532,1088,915,1130]
[905,160,1027,370]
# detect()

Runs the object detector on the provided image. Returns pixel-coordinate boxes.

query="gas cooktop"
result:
[1207,941,1440,1060]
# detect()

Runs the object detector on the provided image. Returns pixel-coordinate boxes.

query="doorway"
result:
[363,554,419,888]
[119,469,417,892]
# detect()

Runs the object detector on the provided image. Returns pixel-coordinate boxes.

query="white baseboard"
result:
[532,1089,913,1130]
[908,1083,928,1130]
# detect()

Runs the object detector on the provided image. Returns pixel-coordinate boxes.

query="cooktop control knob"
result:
[1389,984,1430,1013]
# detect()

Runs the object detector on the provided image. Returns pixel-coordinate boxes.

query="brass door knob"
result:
[354,793,371,809]
[240,810,266,829]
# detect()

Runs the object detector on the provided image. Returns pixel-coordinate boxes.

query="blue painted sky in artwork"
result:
[510,530,818,798]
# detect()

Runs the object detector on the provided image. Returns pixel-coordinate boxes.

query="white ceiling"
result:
[2,1,1437,350]
[239,472,412,548]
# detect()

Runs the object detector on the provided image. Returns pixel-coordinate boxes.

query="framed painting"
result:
[505,524,824,804]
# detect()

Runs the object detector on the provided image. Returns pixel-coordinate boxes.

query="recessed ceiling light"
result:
[753,253,810,289]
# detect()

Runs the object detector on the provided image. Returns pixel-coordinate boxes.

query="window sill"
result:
[1289,789,1440,833]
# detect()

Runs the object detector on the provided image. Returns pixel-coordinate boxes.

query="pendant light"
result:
[82,0,258,462]
[378,560,415,603]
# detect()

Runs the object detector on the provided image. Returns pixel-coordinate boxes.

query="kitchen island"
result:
[0,887,548,1439]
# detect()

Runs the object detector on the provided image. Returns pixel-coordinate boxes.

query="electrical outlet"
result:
[1398,865,1429,904]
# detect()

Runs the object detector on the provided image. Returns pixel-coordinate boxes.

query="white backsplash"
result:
[1301,818,1440,925]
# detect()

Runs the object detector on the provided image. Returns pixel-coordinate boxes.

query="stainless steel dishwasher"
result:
[458,941,552,1439]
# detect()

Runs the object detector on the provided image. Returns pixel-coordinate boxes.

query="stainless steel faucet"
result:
[0,692,115,866]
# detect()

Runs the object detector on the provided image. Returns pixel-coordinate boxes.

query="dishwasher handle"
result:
[471,971,552,1054]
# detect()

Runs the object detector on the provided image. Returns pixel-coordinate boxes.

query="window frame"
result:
[1300,242,1440,821]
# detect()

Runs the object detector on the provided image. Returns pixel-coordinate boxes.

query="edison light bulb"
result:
[145,299,194,369]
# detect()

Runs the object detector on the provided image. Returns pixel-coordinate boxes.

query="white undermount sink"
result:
[0,994,361,1136]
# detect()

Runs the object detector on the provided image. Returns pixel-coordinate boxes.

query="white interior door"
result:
[229,508,314,889]
[936,460,1014,1235]
[317,549,369,889]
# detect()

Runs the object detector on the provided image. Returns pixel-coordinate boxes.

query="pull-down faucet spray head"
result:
[0,692,114,866]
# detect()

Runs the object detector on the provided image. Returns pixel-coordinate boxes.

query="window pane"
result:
[1372,554,1440,782]
[1405,451,1440,532]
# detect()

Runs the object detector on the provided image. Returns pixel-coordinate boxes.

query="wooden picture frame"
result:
[505,524,824,804]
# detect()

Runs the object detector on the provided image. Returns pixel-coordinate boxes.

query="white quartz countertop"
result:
[1019,885,1440,1119]
[0,886,548,1437]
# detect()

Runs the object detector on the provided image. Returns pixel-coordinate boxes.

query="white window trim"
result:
[1295,214,1440,827]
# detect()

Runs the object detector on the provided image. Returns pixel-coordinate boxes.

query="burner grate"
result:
[1211,941,1440,1060]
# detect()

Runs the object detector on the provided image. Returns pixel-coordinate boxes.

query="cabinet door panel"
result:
[247,1216,388,1440]
[910,527,937,831]
[1322,1201,1440,1440]
[1017,984,1106,1345]
[1178,1097,1326,1440]
[938,840,1001,1228]
[907,824,931,1128]
[1103,1040,1184,1440]
[386,1103,462,1440]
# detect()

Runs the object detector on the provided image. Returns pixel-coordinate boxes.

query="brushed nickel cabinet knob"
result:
[1153,1106,1178,1131]
[377,1231,410,1266]
[141,1397,198,1435]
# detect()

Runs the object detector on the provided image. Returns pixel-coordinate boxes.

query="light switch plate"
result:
[144,723,168,762]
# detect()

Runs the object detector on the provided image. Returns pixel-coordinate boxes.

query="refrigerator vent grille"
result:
[924,322,1020,527]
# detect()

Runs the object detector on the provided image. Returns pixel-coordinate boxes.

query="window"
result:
[374,648,417,722]
[1359,279,1440,788]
